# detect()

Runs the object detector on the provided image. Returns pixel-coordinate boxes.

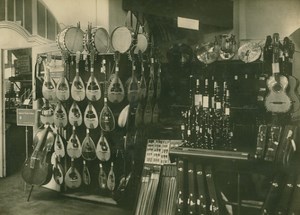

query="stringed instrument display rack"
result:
[168,34,300,215]
[30,36,163,206]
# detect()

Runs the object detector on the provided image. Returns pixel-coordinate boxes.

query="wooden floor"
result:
[0,171,133,215]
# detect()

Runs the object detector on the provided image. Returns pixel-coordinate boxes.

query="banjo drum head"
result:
[63,27,84,54]
[92,27,110,53]
[111,26,132,53]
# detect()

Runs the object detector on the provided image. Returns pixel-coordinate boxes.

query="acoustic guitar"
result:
[42,55,56,100]
[53,101,68,128]
[107,51,125,103]
[265,33,291,113]
[96,131,111,162]
[82,160,91,185]
[282,37,300,113]
[71,51,85,101]
[127,51,139,104]
[56,52,70,101]
[107,162,116,191]
[40,98,54,125]
[67,126,82,159]
[99,62,115,132]
[82,129,96,161]
[51,153,64,185]
[84,102,99,129]
[54,132,66,158]
[65,158,82,189]
[68,101,83,127]
[98,163,107,190]
[22,127,54,186]
[86,50,101,101]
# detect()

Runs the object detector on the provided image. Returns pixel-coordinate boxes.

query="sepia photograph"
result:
[1,0,300,214]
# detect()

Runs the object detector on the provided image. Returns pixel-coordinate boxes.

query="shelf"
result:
[169,147,250,161]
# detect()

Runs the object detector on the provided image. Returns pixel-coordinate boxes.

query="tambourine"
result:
[219,34,237,60]
[83,27,110,54]
[56,26,84,54]
[196,42,220,64]
[238,42,262,63]
[111,26,134,53]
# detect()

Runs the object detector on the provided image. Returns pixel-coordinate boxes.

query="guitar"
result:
[86,50,101,101]
[54,132,66,158]
[53,101,68,128]
[56,52,70,101]
[67,126,82,159]
[107,51,125,103]
[22,126,54,186]
[68,101,83,127]
[65,158,82,189]
[82,160,91,185]
[107,162,116,191]
[265,33,291,113]
[138,51,147,101]
[51,153,64,185]
[96,131,111,162]
[40,98,54,125]
[42,55,56,100]
[127,51,139,104]
[82,129,96,161]
[84,102,99,129]
[99,61,115,132]
[71,51,85,101]
[281,37,300,114]
[98,163,108,190]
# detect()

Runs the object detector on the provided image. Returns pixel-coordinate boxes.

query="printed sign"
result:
[16,109,36,126]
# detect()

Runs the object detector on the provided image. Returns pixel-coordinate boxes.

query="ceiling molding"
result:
[0,21,52,47]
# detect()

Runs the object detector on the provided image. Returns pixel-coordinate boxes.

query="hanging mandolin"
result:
[107,51,125,103]
[71,51,85,101]
[86,49,101,101]
[81,128,96,161]
[56,52,70,101]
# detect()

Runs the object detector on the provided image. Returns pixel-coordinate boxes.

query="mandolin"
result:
[265,33,291,113]
[98,163,107,190]
[22,126,54,186]
[42,55,56,100]
[40,98,54,125]
[107,162,116,191]
[54,131,66,158]
[138,51,147,101]
[99,63,115,132]
[152,102,159,124]
[56,52,70,101]
[65,158,82,189]
[107,51,125,103]
[135,102,144,127]
[82,160,91,185]
[71,51,85,101]
[96,131,111,162]
[84,102,99,129]
[144,98,152,125]
[127,51,139,104]
[51,153,64,185]
[118,104,130,128]
[67,126,82,159]
[86,50,101,101]
[82,129,96,161]
[156,62,162,99]
[147,57,155,101]
[53,101,68,128]
[68,101,83,127]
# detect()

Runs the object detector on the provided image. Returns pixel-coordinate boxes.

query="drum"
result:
[238,42,262,63]
[57,26,84,54]
[134,33,148,53]
[196,42,220,64]
[111,26,133,53]
[91,27,110,53]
